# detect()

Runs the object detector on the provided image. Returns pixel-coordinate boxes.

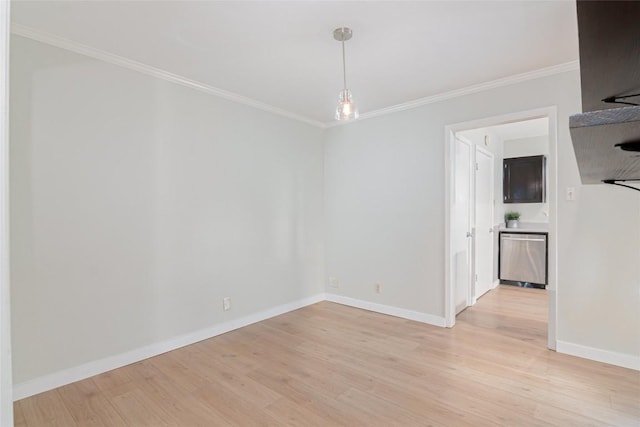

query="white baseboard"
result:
[325,293,446,327]
[13,293,326,401]
[556,340,640,371]
[28,293,636,401]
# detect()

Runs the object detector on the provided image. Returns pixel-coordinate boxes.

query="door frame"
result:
[0,0,13,424]
[443,106,558,352]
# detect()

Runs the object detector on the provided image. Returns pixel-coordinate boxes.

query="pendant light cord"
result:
[603,179,640,193]
[602,93,640,107]
[341,37,347,90]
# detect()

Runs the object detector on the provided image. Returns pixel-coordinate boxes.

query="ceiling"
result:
[11,1,579,125]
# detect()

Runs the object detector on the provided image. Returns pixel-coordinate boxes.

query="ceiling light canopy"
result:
[334,27,358,121]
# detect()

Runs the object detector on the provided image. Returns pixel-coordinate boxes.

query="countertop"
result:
[497,222,549,234]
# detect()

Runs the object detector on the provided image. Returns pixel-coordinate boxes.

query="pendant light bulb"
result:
[336,89,358,120]
[333,27,358,121]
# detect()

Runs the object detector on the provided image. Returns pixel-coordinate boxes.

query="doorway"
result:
[444,107,558,351]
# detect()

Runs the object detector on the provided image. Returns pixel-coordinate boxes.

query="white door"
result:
[453,137,473,314]
[474,146,494,299]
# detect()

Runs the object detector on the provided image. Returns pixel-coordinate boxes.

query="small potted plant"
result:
[505,211,521,228]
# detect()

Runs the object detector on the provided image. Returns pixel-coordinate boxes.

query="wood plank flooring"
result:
[14,286,640,426]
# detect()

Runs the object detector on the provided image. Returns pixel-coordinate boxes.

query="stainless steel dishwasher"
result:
[499,232,547,287]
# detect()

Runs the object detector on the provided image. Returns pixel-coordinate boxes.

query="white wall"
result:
[557,167,640,360]
[10,36,325,386]
[325,70,640,364]
[9,32,639,395]
[503,135,549,223]
[503,135,548,158]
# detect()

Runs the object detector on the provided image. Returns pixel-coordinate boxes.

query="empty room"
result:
[1,1,639,426]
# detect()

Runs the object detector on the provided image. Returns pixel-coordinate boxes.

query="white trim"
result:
[0,1,12,424]
[443,128,455,327]
[327,61,579,127]
[12,288,636,401]
[556,341,640,371]
[546,110,559,351]
[10,24,326,129]
[325,293,446,327]
[13,292,451,400]
[444,106,558,348]
[11,23,579,129]
[13,294,326,400]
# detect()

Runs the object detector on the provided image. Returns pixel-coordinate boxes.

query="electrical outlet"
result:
[329,277,339,288]
[375,283,382,294]
[566,187,576,201]
[223,297,231,311]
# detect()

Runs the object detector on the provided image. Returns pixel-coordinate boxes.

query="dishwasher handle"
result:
[502,237,546,242]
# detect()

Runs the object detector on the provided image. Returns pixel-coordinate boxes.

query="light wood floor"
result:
[14,285,640,426]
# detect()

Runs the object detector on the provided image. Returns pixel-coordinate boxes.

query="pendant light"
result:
[333,27,359,121]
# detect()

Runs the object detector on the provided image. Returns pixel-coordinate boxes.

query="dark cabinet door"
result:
[503,155,546,203]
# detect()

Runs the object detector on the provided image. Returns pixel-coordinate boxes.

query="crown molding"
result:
[11,23,579,130]
[326,60,580,128]
[10,23,326,129]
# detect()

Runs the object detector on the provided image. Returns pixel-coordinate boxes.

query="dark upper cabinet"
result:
[569,1,640,185]
[576,0,640,113]
[503,155,546,204]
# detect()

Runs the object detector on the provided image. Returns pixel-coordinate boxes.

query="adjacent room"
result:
[1,1,638,425]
